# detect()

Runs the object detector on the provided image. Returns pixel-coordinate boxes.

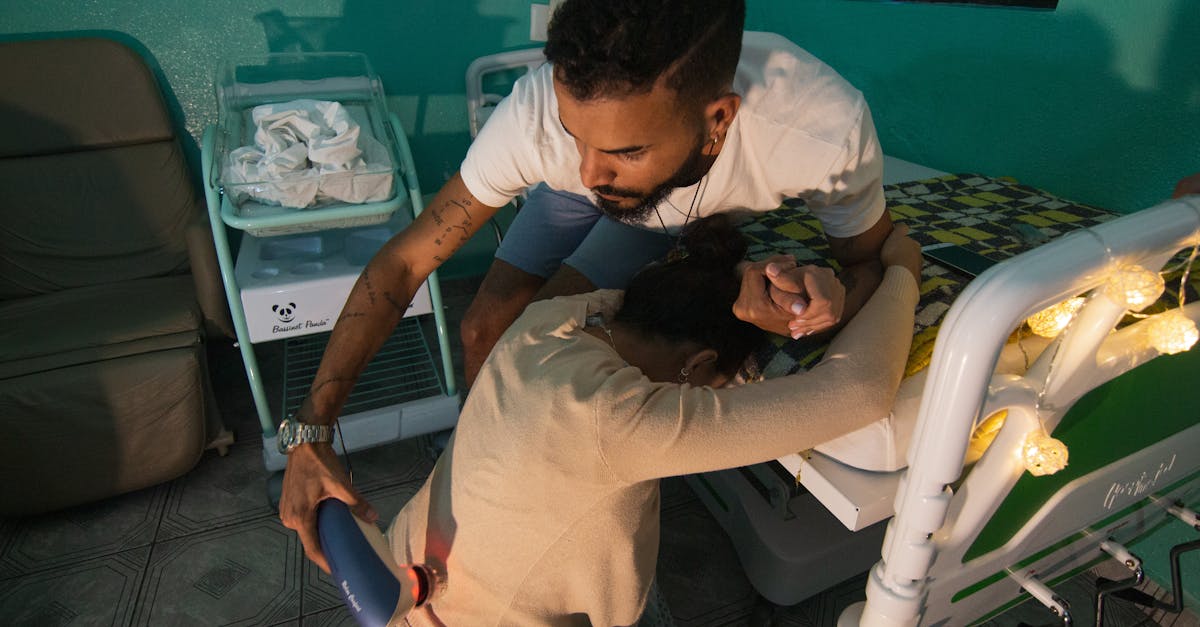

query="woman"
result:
[389,215,922,625]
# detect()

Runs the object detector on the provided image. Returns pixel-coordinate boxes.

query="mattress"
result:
[737,172,1197,473]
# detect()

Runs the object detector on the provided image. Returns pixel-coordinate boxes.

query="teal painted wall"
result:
[746,0,1199,214]
[0,0,538,196]
[2,0,1196,609]
[3,0,1195,212]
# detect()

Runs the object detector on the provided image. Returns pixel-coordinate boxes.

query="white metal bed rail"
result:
[852,196,1200,626]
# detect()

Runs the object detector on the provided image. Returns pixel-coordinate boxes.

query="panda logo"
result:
[273,302,297,323]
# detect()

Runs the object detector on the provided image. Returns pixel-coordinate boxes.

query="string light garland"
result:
[1021,247,1196,476]
[1008,228,1199,477]
[1146,309,1199,355]
[1022,430,1069,476]
[1102,264,1165,311]
[1026,297,1087,338]
[1145,242,1199,355]
[1173,244,1198,307]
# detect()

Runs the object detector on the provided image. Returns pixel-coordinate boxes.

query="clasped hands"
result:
[733,255,845,339]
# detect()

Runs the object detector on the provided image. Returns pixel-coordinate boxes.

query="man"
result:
[281,0,892,574]
[1174,172,1200,198]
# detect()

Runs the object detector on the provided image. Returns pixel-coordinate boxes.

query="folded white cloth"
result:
[224,99,393,209]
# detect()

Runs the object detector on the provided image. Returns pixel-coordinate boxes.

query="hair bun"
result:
[677,214,748,267]
[615,210,761,376]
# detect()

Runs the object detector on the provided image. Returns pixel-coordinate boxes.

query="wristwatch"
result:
[276,418,335,454]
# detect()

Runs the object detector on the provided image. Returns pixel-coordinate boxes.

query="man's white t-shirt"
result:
[459,31,885,239]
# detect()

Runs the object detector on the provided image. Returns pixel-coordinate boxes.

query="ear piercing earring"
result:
[678,367,692,383]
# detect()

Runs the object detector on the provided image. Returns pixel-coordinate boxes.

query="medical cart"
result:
[200,52,459,477]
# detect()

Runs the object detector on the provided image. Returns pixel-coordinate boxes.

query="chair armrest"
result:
[186,207,235,339]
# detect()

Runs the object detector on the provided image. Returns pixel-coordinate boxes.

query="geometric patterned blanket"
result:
[735,173,1182,379]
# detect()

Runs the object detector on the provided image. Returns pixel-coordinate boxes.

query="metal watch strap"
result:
[295,423,334,446]
[277,418,335,454]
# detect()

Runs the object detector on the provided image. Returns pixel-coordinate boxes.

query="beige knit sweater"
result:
[388,266,918,626]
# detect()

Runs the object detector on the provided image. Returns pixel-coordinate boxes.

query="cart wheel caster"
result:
[206,428,236,457]
[266,470,284,511]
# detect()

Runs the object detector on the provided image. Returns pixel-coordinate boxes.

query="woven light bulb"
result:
[1103,265,1164,312]
[1022,431,1069,477]
[1146,310,1199,355]
[1026,297,1086,338]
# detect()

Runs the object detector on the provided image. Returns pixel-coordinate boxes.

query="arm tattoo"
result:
[430,197,476,253]
[337,311,367,323]
[449,198,474,219]
[362,267,377,306]
[383,291,408,316]
[310,376,356,396]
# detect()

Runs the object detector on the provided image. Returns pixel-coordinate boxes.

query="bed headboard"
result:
[854,195,1200,626]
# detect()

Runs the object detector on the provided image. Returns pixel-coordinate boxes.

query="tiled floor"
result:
[1,276,1197,626]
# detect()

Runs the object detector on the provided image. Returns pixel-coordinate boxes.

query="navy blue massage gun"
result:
[317,499,438,626]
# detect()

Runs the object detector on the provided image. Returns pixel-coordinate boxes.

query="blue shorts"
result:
[495,184,673,289]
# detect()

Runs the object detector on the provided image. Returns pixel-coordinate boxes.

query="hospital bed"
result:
[846,190,1200,626]
[462,47,1200,624]
[688,168,1200,625]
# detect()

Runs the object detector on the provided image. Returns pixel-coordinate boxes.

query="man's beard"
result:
[591,134,711,226]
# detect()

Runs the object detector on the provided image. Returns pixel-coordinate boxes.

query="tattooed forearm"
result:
[383,291,408,316]
[337,311,367,323]
[430,196,476,252]
[310,376,356,397]
[362,267,377,306]
[840,259,883,294]
[841,272,858,293]
[429,197,474,226]
[449,198,474,219]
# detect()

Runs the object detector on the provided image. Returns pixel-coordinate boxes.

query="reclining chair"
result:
[0,36,233,516]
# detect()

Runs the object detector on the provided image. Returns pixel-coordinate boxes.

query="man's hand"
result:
[879,223,922,281]
[1173,172,1200,199]
[278,442,377,574]
[733,254,845,338]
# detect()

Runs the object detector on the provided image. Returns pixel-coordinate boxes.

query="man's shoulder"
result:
[741,31,812,61]
[506,61,557,112]
[736,31,864,107]
[733,31,866,146]
[461,60,582,203]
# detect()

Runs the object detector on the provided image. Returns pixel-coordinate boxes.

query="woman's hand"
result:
[879,223,923,282]
[733,254,845,339]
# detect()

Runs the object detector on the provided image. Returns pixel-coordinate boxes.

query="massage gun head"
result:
[317,499,441,626]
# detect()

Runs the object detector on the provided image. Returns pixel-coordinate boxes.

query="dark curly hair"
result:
[545,0,745,105]
[614,214,762,376]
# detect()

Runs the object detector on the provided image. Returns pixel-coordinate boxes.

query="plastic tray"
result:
[210,52,403,236]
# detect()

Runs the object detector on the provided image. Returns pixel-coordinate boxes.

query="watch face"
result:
[277,419,297,454]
